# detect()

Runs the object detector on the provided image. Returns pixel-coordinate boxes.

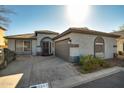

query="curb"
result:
[51,66,122,88]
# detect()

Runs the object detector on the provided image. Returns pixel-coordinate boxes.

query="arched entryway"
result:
[41,37,53,56]
[94,36,104,58]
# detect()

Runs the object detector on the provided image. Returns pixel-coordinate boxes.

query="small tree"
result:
[119,24,124,31]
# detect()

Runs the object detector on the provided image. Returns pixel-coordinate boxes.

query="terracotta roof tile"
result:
[5,33,36,39]
[35,30,59,35]
[54,27,120,40]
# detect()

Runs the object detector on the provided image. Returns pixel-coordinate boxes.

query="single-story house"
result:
[5,27,120,62]
[0,26,6,47]
[5,30,59,56]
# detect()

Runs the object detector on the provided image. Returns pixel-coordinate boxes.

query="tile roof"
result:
[111,31,124,39]
[54,27,120,40]
[111,31,124,36]
[5,30,59,39]
[5,33,36,39]
[35,30,59,35]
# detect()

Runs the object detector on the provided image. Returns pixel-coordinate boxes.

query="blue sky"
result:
[5,5,124,35]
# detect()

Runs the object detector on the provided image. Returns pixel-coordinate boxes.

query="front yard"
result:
[74,55,124,74]
[0,55,124,88]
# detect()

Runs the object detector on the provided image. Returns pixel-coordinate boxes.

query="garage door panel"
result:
[55,39,69,61]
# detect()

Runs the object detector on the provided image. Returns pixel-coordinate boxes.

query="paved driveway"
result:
[0,55,80,88]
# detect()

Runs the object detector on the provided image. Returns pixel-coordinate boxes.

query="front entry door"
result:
[42,42,49,56]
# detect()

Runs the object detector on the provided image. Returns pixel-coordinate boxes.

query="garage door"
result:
[55,39,69,61]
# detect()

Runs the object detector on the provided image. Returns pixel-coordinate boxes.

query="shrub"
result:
[79,55,110,73]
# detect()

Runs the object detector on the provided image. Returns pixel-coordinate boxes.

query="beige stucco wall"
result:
[7,33,57,55]
[116,39,124,53]
[55,33,117,59]
[70,33,95,57]
[32,40,37,55]
[70,33,117,59]
[36,33,57,54]
[103,36,117,58]
[8,39,15,51]
[0,29,5,46]
[8,39,37,55]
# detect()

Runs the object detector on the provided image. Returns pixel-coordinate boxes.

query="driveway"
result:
[0,55,80,88]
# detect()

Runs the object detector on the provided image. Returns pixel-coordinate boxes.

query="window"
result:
[24,40,31,51]
[16,40,31,52]
[95,45,104,52]
[94,37,104,53]
[16,40,23,52]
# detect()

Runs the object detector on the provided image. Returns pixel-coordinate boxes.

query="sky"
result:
[4,5,124,35]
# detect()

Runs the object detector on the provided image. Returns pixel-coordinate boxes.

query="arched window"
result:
[94,36,104,57]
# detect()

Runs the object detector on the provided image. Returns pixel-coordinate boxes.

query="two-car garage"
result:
[55,38,70,61]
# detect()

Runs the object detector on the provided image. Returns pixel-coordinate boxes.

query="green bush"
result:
[79,55,110,73]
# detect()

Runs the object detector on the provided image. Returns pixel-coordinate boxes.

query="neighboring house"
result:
[5,30,59,56]
[0,26,6,47]
[111,31,124,54]
[5,27,120,62]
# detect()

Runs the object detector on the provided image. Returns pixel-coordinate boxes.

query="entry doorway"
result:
[42,41,49,56]
[41,37,53,56]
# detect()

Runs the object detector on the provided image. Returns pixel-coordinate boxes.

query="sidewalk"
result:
[51,66,122,88]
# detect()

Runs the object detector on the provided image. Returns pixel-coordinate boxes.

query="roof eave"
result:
[53,28,120,40]
[36,32,59,35]
[5,37,37,40]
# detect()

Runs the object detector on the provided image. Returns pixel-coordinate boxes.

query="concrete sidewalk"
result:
[0,73,23,88]
[51,66,122,88]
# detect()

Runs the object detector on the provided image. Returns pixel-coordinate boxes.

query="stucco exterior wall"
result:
[8,39,15,51]
[54,33,72,42]
[7,33,57,55]
[36,33,57,54]
[116,39,124,53]
[55,33,117,60]
[0,29,5,46]
[8,39,36,55]
[70,33,117,59]
[32,40,37,55]
[103,36,117,59]
[70,33,96,57]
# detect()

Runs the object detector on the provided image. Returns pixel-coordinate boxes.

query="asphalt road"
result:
[74,71,124,88]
